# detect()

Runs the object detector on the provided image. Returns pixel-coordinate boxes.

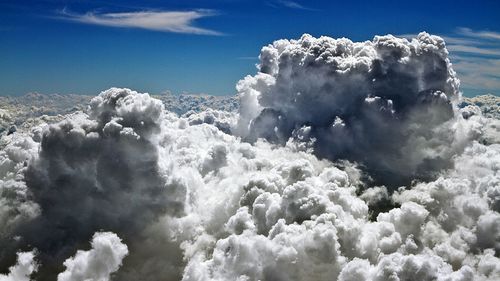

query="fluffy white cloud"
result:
[57,232,128,281]
[0,251,37,281]
[0,33,499,281]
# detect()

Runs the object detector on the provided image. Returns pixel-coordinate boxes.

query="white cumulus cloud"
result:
[57,232,128,281]
[0,33,499,281]
[0,251,37,281]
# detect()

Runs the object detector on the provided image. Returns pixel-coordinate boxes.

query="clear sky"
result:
[1,0,499,96]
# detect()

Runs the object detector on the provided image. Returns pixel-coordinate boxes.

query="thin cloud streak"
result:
[439,36,487,46]
[269,0,318,11]
[457,27,500,40]
[445,28,500,94]
[58,9,223,35]
[447,45,500,57]
[452,56,500,75]
[236,56,258,60]
[278,0,308,10]
[451,56,500,90]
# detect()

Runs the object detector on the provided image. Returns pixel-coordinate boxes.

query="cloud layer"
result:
[0,33,499,281]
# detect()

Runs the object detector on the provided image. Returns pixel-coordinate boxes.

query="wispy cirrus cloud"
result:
[236,56,258,60]
[447,44,500,57]
[401,28,500,95]
[57,9,223,35]
[457,27,500,40]
[268,0,317,11]
[446,28,500,95]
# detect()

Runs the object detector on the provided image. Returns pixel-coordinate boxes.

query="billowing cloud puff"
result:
[0,34,499,281]
[0,88,187,280]
[0,132,40,235]
[57,232,128,281]
[0,251,37,281]
[461,94,500,120]
[235,32,472,186]
[180,140,500,281]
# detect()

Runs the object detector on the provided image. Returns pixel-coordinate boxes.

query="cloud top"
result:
[235,32,466,186]
[401,28,500,93]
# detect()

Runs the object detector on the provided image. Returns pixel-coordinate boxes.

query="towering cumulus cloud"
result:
[0,33,499,281]
[0,89,186,280]
[236,32,470,185]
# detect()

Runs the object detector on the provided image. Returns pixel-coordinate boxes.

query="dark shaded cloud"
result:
[1,89,186,280]
[236,33,468,186]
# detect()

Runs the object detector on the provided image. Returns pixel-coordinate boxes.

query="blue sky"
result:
[1,0,499,96]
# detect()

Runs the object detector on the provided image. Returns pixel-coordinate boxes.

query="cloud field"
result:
[0,33,499,281]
